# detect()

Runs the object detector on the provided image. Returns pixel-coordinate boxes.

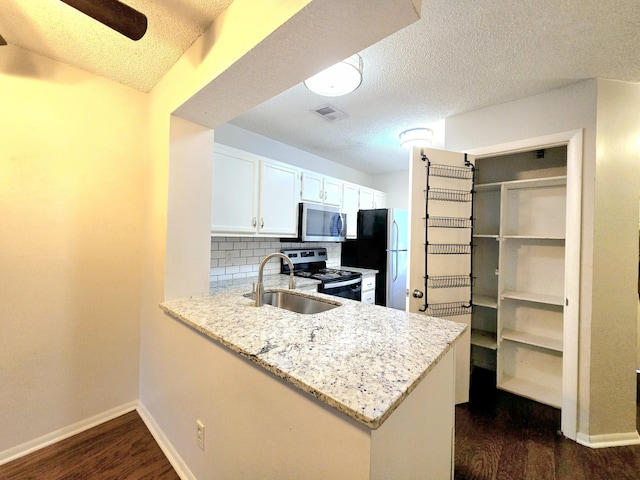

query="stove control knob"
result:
[412,289,424,299]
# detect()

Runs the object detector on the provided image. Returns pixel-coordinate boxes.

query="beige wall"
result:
[0,48,147,456]
[589,79,640,434]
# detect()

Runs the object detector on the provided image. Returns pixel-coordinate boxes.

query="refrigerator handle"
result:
[392,219,399,251]
[392,251,398,282]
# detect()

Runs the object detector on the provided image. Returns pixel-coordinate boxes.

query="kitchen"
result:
[2,1,640,479]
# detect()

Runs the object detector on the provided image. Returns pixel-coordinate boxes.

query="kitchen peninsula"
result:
[160,276,466,479]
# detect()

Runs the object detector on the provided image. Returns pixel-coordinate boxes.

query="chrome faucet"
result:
[255,252,295,307]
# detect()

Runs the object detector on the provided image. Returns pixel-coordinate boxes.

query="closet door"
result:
[408,147,475,405]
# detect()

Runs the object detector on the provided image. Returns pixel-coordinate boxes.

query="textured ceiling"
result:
[227,0,640,175]
[0,0,233,92]
[2,1,639,176]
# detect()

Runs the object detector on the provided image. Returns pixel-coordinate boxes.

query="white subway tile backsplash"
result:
[210,266,226,276]
[209,237,343,283]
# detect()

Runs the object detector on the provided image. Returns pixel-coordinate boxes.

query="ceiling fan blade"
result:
[60,0,147,41]
[0,33,7,46]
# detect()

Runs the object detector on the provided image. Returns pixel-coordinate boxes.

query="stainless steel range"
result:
[281,248,362,301]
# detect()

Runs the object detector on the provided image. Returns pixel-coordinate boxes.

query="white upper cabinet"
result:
[211,149,259,234]
[359,187,386,209]
[342,183,360,239]
[211,144,390,238]
[301,171,343,206]
[211,145,299,237]
[374,190,386,209]
[259,161,299,235]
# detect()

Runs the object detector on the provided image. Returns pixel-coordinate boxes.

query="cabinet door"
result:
[342,183,359,239]
[373,190,386,208]
[300,171,324,203]
[359,188,374,209]
[323,177,343,206]
[259,161,299,236]
[211,151,258,234]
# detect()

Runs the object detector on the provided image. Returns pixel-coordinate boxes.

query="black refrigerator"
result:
[341,208,408,310]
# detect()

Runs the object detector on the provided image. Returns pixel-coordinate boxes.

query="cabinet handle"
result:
[324,191,328,200]
[252,217,257,227]
[261,218,264,228]
[319,190,323,200]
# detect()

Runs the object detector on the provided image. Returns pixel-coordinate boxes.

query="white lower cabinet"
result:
[361,275,376,304]
[211,145,298,237]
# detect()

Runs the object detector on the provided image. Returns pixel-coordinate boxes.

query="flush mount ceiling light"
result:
[304,54,363,97]
[399,128,434,149]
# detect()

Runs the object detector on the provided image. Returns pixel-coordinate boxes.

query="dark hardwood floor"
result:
[0,411,179,480]
[2,375,638,479]
[455,368,640,480]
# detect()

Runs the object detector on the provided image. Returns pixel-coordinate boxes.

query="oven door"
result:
[318,277,362,301]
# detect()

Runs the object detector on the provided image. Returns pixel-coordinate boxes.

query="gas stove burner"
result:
[295,271,314,278]
[281,247,363,301]
[281,247,362,284]
[293,267,361,282]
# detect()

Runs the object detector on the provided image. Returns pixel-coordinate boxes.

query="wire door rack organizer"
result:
[420,153,475,317]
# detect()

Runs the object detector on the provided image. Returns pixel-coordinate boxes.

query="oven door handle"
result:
[322,277,362,289]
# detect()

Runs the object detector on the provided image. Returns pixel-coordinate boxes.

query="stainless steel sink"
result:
[261,290,341,314]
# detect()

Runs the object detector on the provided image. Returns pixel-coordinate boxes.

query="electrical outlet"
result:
[196,420,205,450]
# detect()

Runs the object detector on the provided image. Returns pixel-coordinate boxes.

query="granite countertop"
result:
[161,276,466,430]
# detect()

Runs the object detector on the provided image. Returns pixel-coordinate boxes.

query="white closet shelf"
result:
[473,234,500,239]
[471,329,497,350]
[475,175,566,192]
[502,175,567,190]
[500,329,563,352]
[472,294,498,309]
[499,376,562,409]
[502,235,565,241]
[474,182,502,192]
[500,290,564,306]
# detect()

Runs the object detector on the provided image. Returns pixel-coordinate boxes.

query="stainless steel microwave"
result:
[298,202,347,242]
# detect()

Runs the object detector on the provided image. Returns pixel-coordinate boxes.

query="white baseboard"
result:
[576,430,640,449]
[136,401,195,480]
[0,401,137,466]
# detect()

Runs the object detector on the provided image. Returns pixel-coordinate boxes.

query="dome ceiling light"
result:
[399,128,434,149]
[304,54,363,97]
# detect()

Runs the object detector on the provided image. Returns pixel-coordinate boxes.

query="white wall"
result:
[214,122,374,186]
[0,47,146,460]
[445,79,640,443]
[139,1,420,477]
[372,170,410,210]
[166,116,214,301]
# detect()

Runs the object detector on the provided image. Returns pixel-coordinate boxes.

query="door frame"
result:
[464,129,583,441]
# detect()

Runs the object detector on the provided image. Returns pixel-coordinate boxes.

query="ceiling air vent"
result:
[311,103,348,122]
